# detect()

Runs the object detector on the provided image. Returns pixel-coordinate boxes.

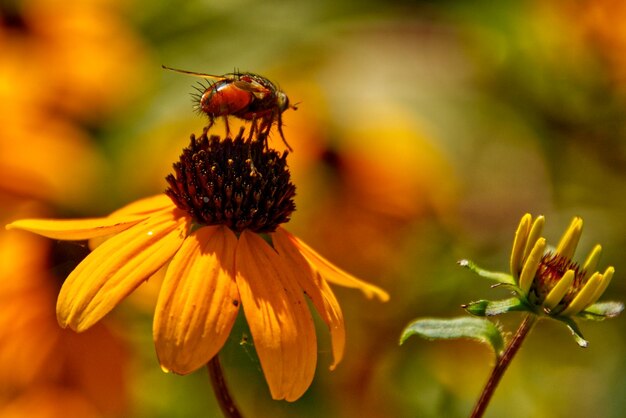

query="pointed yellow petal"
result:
[584,266,615,310]
[522,215,545,264]
[582,244,602,281]
[555,217,583,260]
[276,228,389,302]
[317,278,345,371]
[272,228,346,370]
[154,226,240,375]
[6,215,146,241]
[560,272,603,316]
[510,213,532,278]
[235,230,317,402]
[57,209,191,332]
[519,238,546,295]
[543,269,575,310]
[88,198,177,250]
[109,194,176,217]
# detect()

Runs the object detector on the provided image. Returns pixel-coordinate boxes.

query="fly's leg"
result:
[276,113,293,152]
[206,116,216,132]
[222,116,231,138]
[246,117,260,178]
[248,115,258,141]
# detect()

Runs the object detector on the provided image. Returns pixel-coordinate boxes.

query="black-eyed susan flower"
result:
[0,219,128,417]
[402,213,623,418]
[460,213,622,346]
[7,128,389,402]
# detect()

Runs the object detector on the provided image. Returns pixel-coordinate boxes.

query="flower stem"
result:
[207,355,244,418]
[469,314,537,418]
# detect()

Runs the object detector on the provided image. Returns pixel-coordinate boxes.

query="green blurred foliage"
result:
[2,0,626,417]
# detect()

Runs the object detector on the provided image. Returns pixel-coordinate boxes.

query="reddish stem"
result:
[208,355,244,418]
[470,314,537,418]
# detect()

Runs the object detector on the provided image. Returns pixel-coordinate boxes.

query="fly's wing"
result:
[231,76,272,100]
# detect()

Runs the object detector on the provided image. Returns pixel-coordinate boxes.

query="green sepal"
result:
[557,316,589,348]
[400,317,504,358]
[458,259,516,285]
[577,301,624,321]
[463,297,528,316]
[491,282,528,300]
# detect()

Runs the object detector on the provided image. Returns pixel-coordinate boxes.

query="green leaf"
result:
[458,259,516,285]
[400,317,504,357]
[578,301,624,321]
[558,317,589,348]
[463,297,527,316]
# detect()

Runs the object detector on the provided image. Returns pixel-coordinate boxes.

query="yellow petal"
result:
[560,272,603,316]
[276,227,389,302]
[272,228,346,370]
[88,197,177,250]
[57,209,191,332]
[109,194,176,217]
[154,226,240,375]
[584,266,615,310]
[235,230,317,402]
[522,215,545,264]
[543,269,575,310]
[519,238,546,295]
[555,217,583,260]
[317,278,346,371]
[6,215,146,241]
[510,213,532,278]
[582,244,602,281]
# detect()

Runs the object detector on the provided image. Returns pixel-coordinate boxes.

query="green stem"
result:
[207,355,244,418]
[469,314,537,418]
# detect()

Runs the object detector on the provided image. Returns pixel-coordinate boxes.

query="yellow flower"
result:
[7,129,388,402]
[0,0,147,122]
[511,213,614,317]
[462,213,621,347]
[0,222,128,417]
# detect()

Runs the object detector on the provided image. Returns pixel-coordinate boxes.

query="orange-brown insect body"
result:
[200,79,253,117]
[163,66,296,151]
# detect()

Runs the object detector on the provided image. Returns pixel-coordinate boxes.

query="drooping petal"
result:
[510,213,531,279]
[154,226,240,375]
[6,215,146,241]
[276,227,389,302]
[235,230,317,402]
[109,194,176,217]
[57,209,191,332]
[317,277,345,370]
[272,228,346,370]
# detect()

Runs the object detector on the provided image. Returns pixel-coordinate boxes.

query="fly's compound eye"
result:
[277,92,290,113]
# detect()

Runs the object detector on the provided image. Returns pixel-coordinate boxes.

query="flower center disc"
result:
[166,128,296,233]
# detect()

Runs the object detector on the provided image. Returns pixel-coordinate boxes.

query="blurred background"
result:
[1,0,625,417]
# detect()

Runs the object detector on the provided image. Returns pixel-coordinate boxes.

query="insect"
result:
[162,65,297,151]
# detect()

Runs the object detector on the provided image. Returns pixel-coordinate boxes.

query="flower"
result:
[461,213,622,347]
[510,214,615,317]
[6,129,389,402]
[0,220,128,417]
[0,0,147,122]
